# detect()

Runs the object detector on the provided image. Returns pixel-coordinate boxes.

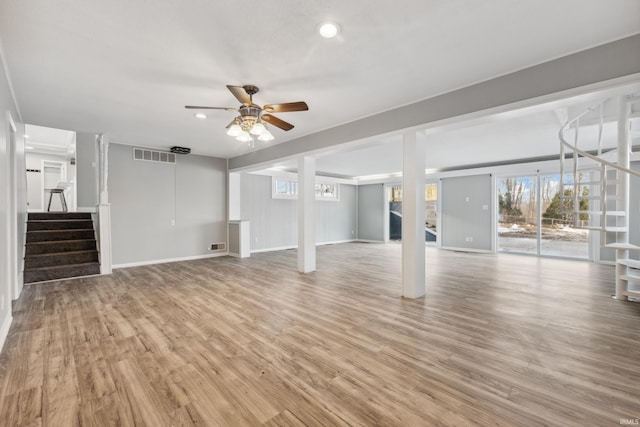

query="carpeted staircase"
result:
[24,212,100,283]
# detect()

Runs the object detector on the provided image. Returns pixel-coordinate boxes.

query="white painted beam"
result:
[230,34,640,172]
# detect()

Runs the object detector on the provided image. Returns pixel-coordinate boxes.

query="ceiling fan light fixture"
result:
[319,22,339,38]
[236,130,252,142]
[258,129,274,141]
[250,121,266,135]
[227,123,242,136]
[194,113,207,119]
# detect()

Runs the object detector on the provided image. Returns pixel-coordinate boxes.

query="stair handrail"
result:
[559,103,640,179]
[559,99,640,232]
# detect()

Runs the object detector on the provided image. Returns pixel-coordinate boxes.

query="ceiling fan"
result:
[185,85,309,146]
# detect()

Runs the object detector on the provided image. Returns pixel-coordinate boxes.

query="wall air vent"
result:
[133,148,176,164]
[170,146,191,155]
[209,243,226,251]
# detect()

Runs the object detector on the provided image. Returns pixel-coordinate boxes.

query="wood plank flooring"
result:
[1,242,639,426]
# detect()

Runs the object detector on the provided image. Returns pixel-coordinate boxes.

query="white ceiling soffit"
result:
[25,124,75,157]
[1,1,639,159]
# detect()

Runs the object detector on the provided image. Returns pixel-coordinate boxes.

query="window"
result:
[273,179,298,199]
[315,183,339,201]
[272,178,340,201]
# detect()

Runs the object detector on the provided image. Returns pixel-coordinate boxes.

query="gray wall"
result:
[441,174,492,250]
[76,132,97,208]
[357,184,385,242]
[109,143,227,265]
[240,174,357,251]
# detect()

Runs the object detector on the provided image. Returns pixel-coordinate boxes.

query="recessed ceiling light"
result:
[194,113,207,119]
[24,134,30,139]
[26,146,34,150]
[319,22,339,38]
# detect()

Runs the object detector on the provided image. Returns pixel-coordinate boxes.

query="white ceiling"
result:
[1,1,639,172]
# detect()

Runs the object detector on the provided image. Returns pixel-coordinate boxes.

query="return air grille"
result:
[209,243,226,251]
[133,148,176,164]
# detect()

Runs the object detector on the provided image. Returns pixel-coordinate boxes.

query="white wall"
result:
[0,43,25,351]
[240,173,357,251]
[109,143,227,266]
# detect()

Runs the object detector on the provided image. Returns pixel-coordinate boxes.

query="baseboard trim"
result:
[356,239,385,244]
[0,310,12,353]
[113,252,229,269]
[251,245,297,254]
[440,246,493,254]
[251,239,358,254]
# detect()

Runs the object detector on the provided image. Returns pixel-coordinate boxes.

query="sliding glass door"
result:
[539,173,589,258]
[497,176,538,254]
[497,173,590,259]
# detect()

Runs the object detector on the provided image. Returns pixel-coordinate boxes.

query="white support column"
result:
[615,97,630,300]
[96,134,112,274]
[297,156,316,273]
[402,132,426,298]
[228,172,241,220]
[98,134,109,205]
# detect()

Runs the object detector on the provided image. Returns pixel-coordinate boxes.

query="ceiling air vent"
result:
[170,146,191,155]
[133,148,176,164]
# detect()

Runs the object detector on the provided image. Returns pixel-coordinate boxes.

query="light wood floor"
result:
[1,243,639,426]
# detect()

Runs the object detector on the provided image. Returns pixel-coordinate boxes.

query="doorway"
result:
[387,182,439,244]
[24,125,77,212]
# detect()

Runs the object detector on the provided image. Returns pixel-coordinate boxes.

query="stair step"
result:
[28,212,92,221]
[24,250,99,269]
[565,180,601,185]
[605,243,640,250]
[24,262,101,284]
[580,226,628,232]
[27,219,94,231]
[618,258,640,269]
[622,289,640,299]
[578,196,603,200]
[25,239,97,255]
[574,210,625,216]
[621,274,640,283]
[26,229,95,243]
[605,226,628,232]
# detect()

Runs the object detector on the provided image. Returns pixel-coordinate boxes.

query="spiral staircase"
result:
[559,95,640,301]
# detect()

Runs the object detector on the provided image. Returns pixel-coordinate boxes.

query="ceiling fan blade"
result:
[262,114,294,131]
[227,85,252,105]
[185,106,238,111]
[263,101,309,113]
